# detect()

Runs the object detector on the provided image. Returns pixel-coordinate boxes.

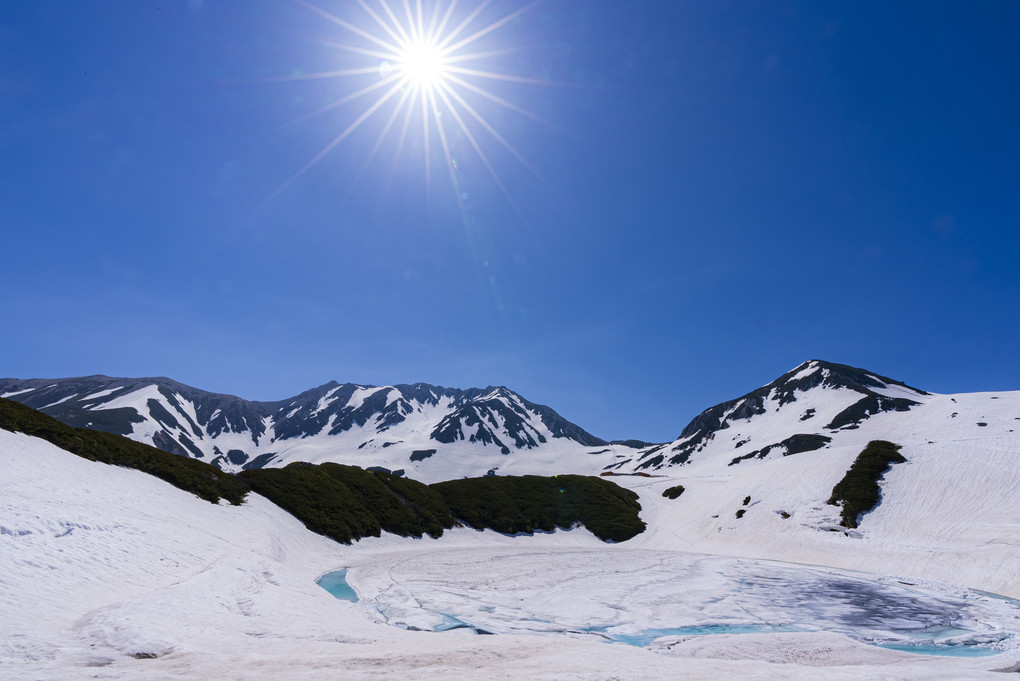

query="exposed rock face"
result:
[0,376,608,471]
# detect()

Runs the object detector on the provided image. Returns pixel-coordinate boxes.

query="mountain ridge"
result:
[0,374,622,478]
[4,359,1012,485]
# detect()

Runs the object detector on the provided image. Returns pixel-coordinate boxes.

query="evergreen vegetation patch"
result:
[239,463,455,543]
[662,484,685,499]
[827,440,905,528]
[242,468,645,544]
[51,406,145,436]
[0,398,247,505]
[433,475,645,543]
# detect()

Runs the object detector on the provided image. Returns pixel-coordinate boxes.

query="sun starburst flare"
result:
[274,0,552,207]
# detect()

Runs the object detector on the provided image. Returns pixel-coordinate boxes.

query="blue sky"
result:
[2,1,1018,443]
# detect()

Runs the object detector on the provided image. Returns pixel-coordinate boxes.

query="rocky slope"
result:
[0,376,638,479]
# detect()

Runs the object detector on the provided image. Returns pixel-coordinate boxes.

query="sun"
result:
[396,39,448,92]
[273,0,551,206]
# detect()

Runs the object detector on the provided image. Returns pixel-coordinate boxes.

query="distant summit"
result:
[609,360,930,473]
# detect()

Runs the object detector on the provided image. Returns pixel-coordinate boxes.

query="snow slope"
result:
[4,427,1020,679]
[610,386,1020,598]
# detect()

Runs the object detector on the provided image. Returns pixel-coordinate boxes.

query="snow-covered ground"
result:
[4,425,1020,680]
[614,389,1020,599]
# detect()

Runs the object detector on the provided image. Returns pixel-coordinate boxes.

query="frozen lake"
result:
[341,548,1020,657]
[316,569,359,602]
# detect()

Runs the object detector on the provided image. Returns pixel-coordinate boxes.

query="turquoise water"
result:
[877,643,1002,658]
[316,569,359,602]
[593,624,1006,657]
[593,625,1007,657]
[597,624,804,647]
[593,624,1004,657]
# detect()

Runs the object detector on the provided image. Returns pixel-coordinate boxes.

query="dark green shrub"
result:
[240,463,455,544]
[662,485,685,500]
[433,475,645,542]
[827,440,905,528]
[242,468,647,544]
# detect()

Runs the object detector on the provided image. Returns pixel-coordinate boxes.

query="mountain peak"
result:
[622,360,930,474]
[777,360,929,397]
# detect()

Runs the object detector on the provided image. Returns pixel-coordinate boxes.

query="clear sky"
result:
[2,1,1018,443]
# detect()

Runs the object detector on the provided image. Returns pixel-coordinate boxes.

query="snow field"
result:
[615,391,1020,598]
[4,426,1020,679]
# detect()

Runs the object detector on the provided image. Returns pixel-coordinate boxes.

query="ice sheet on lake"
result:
[350,548,1020,654]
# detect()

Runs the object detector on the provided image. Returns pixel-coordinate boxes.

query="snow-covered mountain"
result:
[3,360,1017,489]
[0,376,640,480]
[604,360,1020,598]
[611,360,934,473]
